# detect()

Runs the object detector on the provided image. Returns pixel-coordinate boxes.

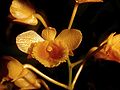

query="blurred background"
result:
[0,0,120,90]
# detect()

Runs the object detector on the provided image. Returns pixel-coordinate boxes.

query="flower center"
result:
[46,42,64,60]
[47,46,53,52]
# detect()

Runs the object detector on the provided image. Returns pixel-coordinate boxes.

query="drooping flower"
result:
[10,0,38,25]
[89,32,120,63]
[1,56,49,90]
[16,27,82,67]
[75,0,103,3]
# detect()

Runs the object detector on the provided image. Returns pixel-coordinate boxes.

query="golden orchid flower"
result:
[1,56,49,90]
[75,0,103,3]
[89,32,120,63]
[16,27,82,67]
[10,0,38,25]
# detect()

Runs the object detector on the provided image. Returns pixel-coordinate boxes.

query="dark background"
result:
[0,0,120,90]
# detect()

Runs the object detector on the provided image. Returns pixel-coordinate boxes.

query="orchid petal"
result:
[91,33,120,63]
[14,69,41,89]
[41,27,57,40]
[14,15,38,25]
[75,0,103,4]
[55,29,82,50]
[6,56,23,80]
[5,56,42,89]
[16,30,44,53]
[10,0,35,19]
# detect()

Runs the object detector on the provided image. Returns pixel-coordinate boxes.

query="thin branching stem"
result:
[71,60,86,89]
[23,64,68,89]
[67,59,72,90]
[68,3,79,29]
[71,43,107,89]
[71,59,83,68]
[34,13,48,28]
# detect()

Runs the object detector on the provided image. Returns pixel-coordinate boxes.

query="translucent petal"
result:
[75,0,103,3]
[14,78,32,88]
[41,27,57,40]
[55,29,82,50]
[6,56,23,79]
[6,56,42,89]
[10,0,35,19]
[14,69,41,89]
[16,30,44,53]
[111,34,120,49]
[13,15,38,25]
[91,33,120,63]
[100,33,116,46]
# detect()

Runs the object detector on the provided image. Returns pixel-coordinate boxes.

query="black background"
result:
[0,0,120,90]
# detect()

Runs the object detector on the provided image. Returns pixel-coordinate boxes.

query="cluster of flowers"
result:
[1,0,120,90]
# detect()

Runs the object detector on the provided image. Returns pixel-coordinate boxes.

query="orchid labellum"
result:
[16,28,82,68]
[89,32,120,63]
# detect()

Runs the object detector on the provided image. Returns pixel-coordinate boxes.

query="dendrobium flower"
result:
[10,0,38,25]
[1,56,49,90]
[16,27,82,67]
[75,0,103,3]
[89,32,120,63]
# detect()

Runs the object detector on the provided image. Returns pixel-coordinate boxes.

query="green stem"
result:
[67,59,72,90]
[71,59,83,68]
[23,64,68,89]
[34,13,48,28]
[71,60,86,89]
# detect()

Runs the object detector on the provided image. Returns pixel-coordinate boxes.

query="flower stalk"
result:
[34,13,48,28]
[71,42,107,89]
[71,60,86,89]
[23,64,69,89]
[67,59,72,90]
[71,59,83,68]
[68,3,79,29]
[23,60,84,90]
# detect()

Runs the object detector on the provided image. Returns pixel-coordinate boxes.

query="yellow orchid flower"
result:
[75,0,103,4]
[16,27,82,67]
[10,0,38,25]
[1,56,49,90]
[89,32,120,63]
